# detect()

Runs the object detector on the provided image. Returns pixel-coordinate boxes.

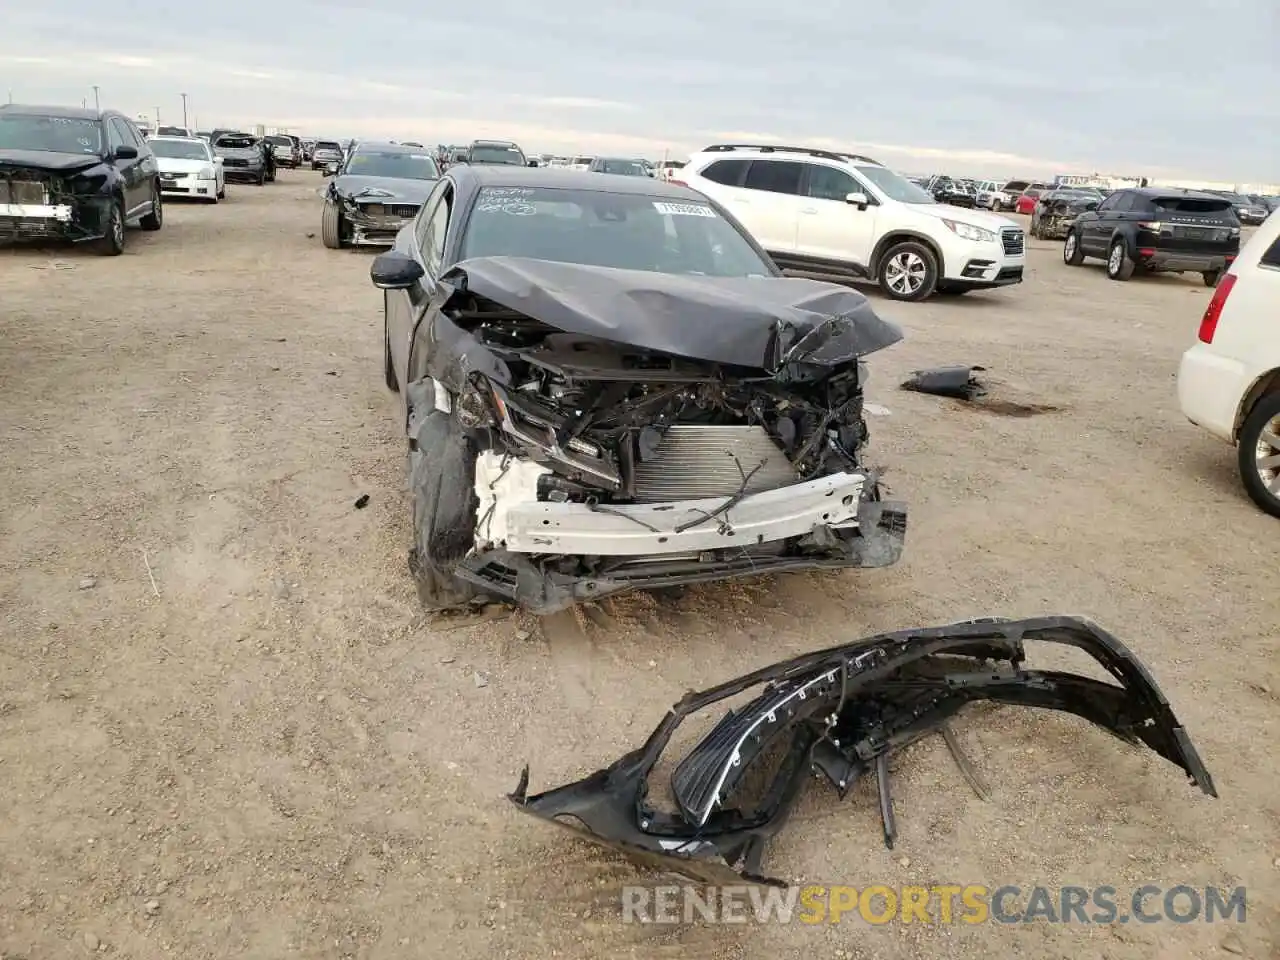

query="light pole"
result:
[154,106,160,127]
[92,85,100,110]
[181,93,188,129]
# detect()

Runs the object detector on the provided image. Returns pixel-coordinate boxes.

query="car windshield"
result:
[598,159,648,176]
[459,186,773,277]
[470,144,525,164]
[854,165,935,204]
[150,140,210,161]
[344,151,439,179]
[265,136,292,146]
[0,114,102,155]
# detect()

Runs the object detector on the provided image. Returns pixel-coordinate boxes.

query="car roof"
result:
[150,135,207,144]
[471,139,520,147]
[689,143,886,168]
[1125,186,1232,201]
[353,140,432,153]
[0,103,107,120]
[454,165,704,199]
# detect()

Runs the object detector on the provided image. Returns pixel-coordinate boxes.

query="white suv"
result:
[673,144,1025,301]
[1176,208,1280,517]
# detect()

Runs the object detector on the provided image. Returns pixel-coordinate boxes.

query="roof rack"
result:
[701,143,880,165]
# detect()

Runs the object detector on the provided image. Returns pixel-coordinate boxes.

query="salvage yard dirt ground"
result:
[1,171,1275,960]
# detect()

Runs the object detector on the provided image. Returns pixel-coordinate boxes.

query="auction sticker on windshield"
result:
[653,201,717,217]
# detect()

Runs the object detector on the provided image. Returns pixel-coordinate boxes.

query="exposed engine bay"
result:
[510,615,1217,886]
[400,257,908,613]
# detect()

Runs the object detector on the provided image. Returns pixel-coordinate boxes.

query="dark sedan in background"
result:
[586,157,650,176]
[321,141,440,248]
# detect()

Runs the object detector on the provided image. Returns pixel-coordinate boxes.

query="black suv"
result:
[0,103,164,255]
[461,139,530,166]
[1063,187,1241,286]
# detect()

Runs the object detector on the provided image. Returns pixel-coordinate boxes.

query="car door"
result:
[732,159,803,255]
[388,178,452,420]
[1081,193,1118,254]
[795,162,878,269]
[104,119,138,214]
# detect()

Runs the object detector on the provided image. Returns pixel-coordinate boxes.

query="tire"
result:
[1063,230,1085,265]
[407,412,486,612]
[321,200,345,249]
[217,184,225,200]
[383,315,399,392]
[95,199,126,256]
[877,240,938,302]
[1237,391,1280,518]
[256,173,265,186]
[139,186,163,230]
[1202,269,1222,288]
[1106,238,1135,281]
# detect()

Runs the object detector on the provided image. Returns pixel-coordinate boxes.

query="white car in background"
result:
[674,143,1025,301]
[973,180,1012,210]
[1177,209,1280,516]
[149,136,225,203]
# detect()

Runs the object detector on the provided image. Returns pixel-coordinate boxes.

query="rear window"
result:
[316,141,341,150]
[215,136,256,148]
[265,135,292,146]
[1261,234,1280,269]
[1152,197,1234,214]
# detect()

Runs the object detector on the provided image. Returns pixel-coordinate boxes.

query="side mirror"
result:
[371,251,425,290]
[845,191,869,210]
[1084,202,1099,212]
[114,145,139,160]
[323,162,339,176]
[527,159,539,167]
[213,156,224,165]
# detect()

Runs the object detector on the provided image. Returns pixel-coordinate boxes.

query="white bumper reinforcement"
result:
[491,465,867,556]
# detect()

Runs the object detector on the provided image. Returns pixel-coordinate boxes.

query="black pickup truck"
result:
[1063,187,1241,286]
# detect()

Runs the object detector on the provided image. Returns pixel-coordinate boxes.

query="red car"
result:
[1015,187,1046,215]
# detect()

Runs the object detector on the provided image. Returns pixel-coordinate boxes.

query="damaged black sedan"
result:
[371,167,907,614]
[511,615,1216,886]
[322,141,440,248]
[0,103,163,255]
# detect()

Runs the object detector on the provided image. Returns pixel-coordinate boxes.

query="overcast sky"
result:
[3,0,1276,181]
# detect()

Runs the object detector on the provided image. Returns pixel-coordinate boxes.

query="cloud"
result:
[1,0,1275,182]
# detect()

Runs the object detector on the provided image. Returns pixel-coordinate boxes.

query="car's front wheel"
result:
[1063,230,1085,265]
[1202,269,1222,287]
[877,241,938,301]
[1238,392,1280,518]
[407,411,486,612]
[321,200,346,249]
[95,200,126,256]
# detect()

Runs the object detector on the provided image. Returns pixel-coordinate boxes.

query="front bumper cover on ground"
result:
[456,497,907,614]
[510,615,1215,886]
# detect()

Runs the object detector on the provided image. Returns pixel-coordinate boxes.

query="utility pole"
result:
[92,85,100,110]
[180,93,188,129]
[154,106,160,127]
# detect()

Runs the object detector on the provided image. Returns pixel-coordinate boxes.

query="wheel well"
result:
[1235,369,1280,439]
[871,232,945,277]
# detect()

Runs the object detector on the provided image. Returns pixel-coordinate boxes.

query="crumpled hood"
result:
[441,256,903,372]
[0,149,106,173]
[334,174,437,203]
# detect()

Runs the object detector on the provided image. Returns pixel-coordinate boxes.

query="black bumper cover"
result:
[510,615,1215,886]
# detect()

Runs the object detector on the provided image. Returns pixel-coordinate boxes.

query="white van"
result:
[1176,211,1280,516]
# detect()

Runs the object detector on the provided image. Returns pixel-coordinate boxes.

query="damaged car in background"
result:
[511,615,1216,886]
[372,166,907,614]
[212,132,271,185]
[321,141,440,249]
[1029,188,1100,240]
[0,103,163,256]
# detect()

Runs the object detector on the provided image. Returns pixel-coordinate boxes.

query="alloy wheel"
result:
[1254,414,1280,497]
[885,252,927,296]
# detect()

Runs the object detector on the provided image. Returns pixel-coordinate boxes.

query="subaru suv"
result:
[673,144,1025,301]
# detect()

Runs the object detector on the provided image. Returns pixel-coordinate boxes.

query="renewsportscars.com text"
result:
[622,884,1247,925]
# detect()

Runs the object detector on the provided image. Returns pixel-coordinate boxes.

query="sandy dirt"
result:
[1,172,1275,960]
